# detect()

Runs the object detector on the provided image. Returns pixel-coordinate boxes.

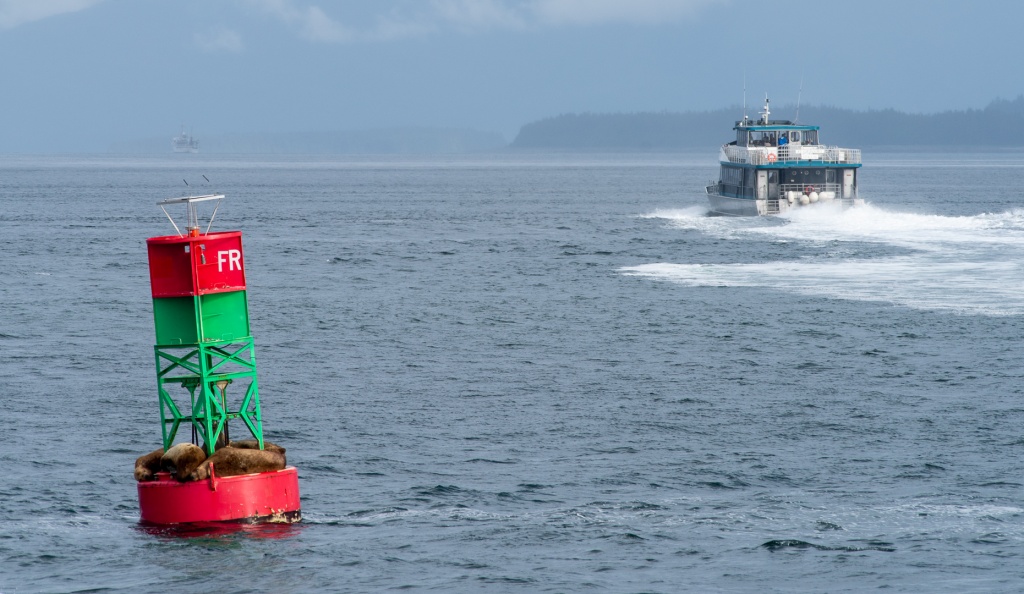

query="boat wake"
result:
[627,205,1024,315]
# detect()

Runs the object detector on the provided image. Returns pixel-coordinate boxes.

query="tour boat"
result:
[706,97,863,215]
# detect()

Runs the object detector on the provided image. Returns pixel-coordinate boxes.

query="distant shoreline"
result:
[510,97,1024,151]
[25,97,1024,155]
[108,127,508,155]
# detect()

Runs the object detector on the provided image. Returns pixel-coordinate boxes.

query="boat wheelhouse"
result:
[705,97,862,215]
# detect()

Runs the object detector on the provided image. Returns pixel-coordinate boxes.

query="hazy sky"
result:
[1,0,1022,151]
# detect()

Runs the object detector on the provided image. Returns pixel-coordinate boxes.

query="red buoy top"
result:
[146,231,246,298]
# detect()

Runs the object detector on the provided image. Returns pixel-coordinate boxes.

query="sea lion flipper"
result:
[133,448,165,482]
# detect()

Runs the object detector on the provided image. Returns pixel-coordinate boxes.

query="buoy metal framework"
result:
[138,194,300,524]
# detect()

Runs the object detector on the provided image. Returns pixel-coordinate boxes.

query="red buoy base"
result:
[138,467,301,525]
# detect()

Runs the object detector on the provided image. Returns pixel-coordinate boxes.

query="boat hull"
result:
[707,192,861,216]
[706,192,763,216]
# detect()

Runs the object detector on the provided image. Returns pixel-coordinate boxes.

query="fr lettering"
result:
[217,249,241,272]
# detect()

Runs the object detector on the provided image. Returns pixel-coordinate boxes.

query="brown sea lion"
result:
[227,439,287,464]
[161,443,207,482]
[190,446,286,481]
[134,448,165,482]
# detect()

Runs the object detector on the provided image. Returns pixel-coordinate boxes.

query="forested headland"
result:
[510,97,1024,150]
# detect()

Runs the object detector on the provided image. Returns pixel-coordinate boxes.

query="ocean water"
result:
[3,151,1024,592]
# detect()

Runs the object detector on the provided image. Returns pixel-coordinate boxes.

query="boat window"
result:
[722,166,743,187]
[790,131,800,144]
[782,169,832,185]
[749,131,777,146]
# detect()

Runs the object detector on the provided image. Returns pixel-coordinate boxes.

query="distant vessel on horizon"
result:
[172,126,199,153]
[705,97,863,216]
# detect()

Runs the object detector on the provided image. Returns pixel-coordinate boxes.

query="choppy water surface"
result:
[3,151,1024,592]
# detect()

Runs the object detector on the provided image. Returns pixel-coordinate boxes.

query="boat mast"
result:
[761,94,771,125]
[795,76,803,123]
[742,71,748,124]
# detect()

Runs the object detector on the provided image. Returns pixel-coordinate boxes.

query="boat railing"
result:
[788,146,862,164]
[777,182,843,199]
[725,144,862,166]
[722,145,747,163]
[708,181,853,197]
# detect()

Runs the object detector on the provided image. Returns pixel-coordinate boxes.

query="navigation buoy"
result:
[136,194,301,525]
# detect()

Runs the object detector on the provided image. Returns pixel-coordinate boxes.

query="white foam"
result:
[629,205,1024,315]
[639,206,711,221]
[763,203,1024,251]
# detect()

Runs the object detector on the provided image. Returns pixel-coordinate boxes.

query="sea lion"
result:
[134,448,165,482]
[190,446,286,481]
[227,439,286,464]
[161,443,207,482]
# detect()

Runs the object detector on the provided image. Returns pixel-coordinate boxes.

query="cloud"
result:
[246,0,352,41]
[248,0,723,43]
[298,5,354,42]
[430,0,528,31]
[249,0,437,42]
[432,0,723,30]
[529,0,725,26]
[0,0,104,29]
[366,10,437,41]
[193,28,244,53]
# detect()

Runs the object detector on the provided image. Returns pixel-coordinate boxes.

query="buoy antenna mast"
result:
[157,194,225,238]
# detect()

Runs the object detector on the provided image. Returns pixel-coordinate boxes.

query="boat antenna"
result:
[742,71,747,123]
[795,75,804,123]
[761,93,770,125]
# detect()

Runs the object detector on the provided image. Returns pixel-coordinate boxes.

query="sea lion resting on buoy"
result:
[190,445,286,481]
[227,439,286,463]
[161,443,207,482]
[134,448,165,482]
